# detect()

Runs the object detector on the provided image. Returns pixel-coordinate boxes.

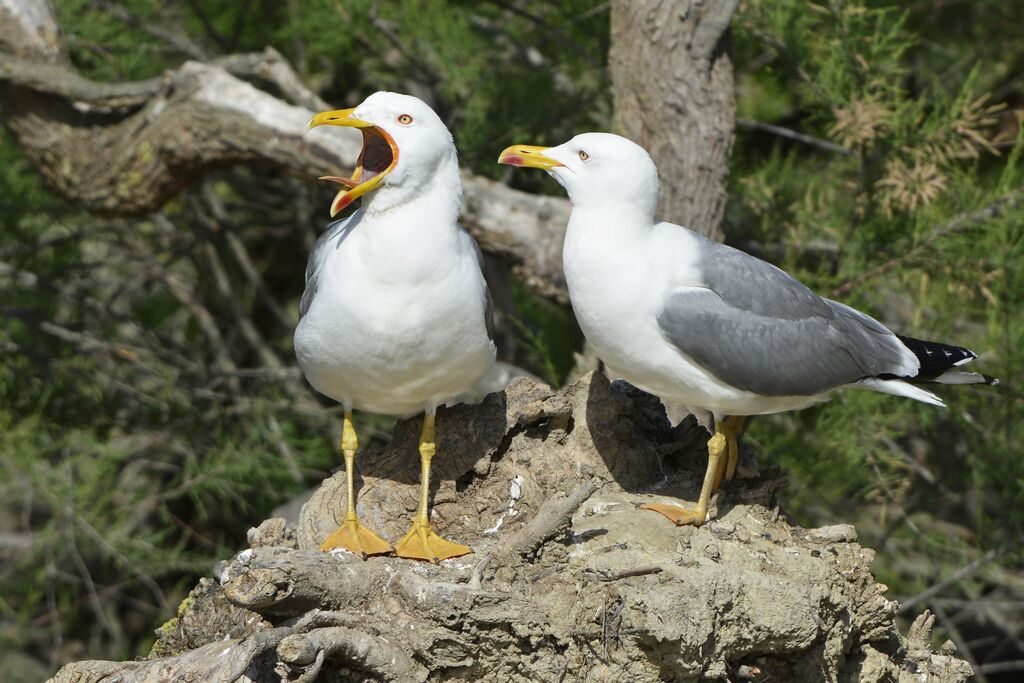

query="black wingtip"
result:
[897,335,984,380]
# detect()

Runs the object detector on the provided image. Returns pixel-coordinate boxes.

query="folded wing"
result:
[656,240,918,397]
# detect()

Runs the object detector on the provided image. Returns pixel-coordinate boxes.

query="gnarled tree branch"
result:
[0,0,571,300]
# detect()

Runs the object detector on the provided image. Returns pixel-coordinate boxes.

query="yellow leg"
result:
[721,416,744,482]
[640,423,729,527]
[320,411,393,558]
[394,413,471,563]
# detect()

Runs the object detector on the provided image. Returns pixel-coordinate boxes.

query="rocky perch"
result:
[49,373,972,682]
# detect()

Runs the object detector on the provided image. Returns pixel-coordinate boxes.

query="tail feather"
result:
[857,378,946,407]
[931,369,998,385]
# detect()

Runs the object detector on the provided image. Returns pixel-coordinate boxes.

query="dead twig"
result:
[899,549,1000,614]
[470,479,600,588]
[737,117,852,155]
[584,565,664,582]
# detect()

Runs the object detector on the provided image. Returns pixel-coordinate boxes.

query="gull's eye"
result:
[578,150,590,162]
[398,114,414,125]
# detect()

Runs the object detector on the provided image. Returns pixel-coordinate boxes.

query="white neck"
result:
[562,204,654,299]
[564,204,655,253]
[362,149,462,223]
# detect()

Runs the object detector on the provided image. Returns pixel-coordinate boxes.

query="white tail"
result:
[855,378,946,408]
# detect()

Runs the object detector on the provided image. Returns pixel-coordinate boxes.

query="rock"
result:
[247,517,298,549]
[808,524,859,544]
[48,373,972,682]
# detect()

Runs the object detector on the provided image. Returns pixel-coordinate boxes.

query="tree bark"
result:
[609,0,738,240]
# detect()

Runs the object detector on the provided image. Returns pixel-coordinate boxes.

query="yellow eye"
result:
[578,150,590,161]
[398,114,413,125]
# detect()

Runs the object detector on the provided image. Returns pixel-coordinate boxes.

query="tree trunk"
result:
[609,0,738,240]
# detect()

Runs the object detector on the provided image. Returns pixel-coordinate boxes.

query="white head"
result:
[308,91,458,216]
[498,132,660,220]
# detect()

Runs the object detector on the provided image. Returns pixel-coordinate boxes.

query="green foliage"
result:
[732,0,1024,591]
[0,136,339,663]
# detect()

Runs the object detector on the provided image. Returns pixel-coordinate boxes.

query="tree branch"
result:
[0,0,572,299]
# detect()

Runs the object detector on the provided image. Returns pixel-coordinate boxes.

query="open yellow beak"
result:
[497,145,563,170]
[308,108,399,217]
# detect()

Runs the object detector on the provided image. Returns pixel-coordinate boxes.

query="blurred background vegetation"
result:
[1,0,1022,679]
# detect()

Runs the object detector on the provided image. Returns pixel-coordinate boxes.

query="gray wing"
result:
[657,239,917,396]
[468,231,496,341]
[299,216,355,319]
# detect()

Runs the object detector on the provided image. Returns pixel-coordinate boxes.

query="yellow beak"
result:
[497,144,563,170]
[308,108,399,217]
[307,108,372,130]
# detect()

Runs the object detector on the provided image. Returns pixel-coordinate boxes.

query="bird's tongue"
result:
[360,131,393,182]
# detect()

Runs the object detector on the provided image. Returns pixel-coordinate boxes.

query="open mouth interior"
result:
[358,128,395,183]
[321,126,399,215]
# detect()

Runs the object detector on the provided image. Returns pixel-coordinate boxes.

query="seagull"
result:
[297,92,496,561]
[499,132,996,527]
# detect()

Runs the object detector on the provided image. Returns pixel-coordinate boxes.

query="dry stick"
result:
[73,516,170,615]
[604,565,663,581]
[470,479,599,589]
[879,434,937,485]
[200,238,284,372]
[3,250,209,375]
[0,261,143,362]
[899,549,1000,614]
[198,184,295,331]
[978,660,1024,676]
[94,0,207,59]
[222,230,293,330]
[125,235,239,380]
[268,414,304,484]
[190,198,327,416]
[736,117,852,155]
[62,510,119,646]
[47,567,163,619]
[832,191,1023,298]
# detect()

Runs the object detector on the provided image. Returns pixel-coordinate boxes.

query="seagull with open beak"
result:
[296,91,496,562]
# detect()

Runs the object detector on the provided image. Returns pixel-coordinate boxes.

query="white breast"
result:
[295,212,495,417]
[563,213,821,417]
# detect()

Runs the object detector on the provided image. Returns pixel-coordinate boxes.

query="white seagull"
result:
[297,92,496,561]
[499,133,995,527]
